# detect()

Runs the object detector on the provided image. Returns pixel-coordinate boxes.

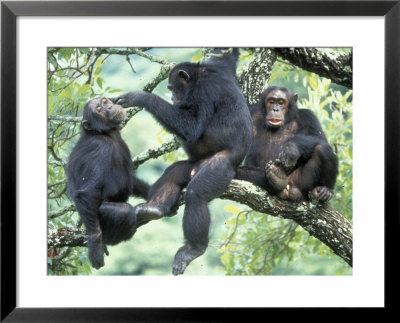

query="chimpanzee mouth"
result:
[112,109,126,123]
[268,119,283,125]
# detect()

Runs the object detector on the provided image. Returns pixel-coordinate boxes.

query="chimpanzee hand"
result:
[308,186,334,203]
[279,142,301,171]
[112,91,144,108]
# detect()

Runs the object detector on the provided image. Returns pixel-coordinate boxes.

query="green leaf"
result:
[309,76,318,91]
[96,77,103,89]
[108,89,124,94]
[191,53,203,62]
[224,205,241,215]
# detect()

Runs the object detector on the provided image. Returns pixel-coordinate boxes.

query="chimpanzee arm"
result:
[279,134,325,171]
[132,175,150,199]
[280,109,329,170]
[114,91,209,143]
[298,109,328,140]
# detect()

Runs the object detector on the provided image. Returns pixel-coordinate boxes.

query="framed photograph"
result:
[1,0,398,321]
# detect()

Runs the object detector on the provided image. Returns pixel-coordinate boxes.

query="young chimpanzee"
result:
[67,97,149,269]
[114,48,253,275]
[236,86,338,202]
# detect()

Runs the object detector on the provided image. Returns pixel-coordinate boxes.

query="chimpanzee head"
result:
[260,86,298,129]
[82,97,126,133]
[167,63,199,104]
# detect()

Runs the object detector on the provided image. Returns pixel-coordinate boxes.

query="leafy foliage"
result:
[47,47,352,276]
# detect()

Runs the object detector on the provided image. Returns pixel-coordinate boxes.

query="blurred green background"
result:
[47,48,352,276]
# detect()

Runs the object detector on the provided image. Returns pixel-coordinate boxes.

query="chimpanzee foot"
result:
[278,184,303,202]
[134,203,165,226]
[308,186,333,203]
[265,159,288,191]
[87,233,106,269]
[172,244,206,275]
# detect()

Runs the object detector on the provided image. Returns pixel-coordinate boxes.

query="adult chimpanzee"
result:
[67,97,149,269]
[114,48,253,275]
[236,86,338,202]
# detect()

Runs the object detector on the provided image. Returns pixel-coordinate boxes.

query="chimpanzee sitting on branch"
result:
[113,48,253,275]
[67,97,149,269]
[236,86,338,202]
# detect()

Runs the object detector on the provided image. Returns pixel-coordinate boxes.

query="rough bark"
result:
[275,48,352,89]
[48,227,87,248]
[239,48,277,104]
[48,180,352,266]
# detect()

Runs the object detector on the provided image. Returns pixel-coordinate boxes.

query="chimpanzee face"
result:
[93,97,126,123]
[167,64,193,104]
[264,89,291,129]
[82,97,126,131]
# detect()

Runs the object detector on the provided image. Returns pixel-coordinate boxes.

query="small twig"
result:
[49,204,76,219]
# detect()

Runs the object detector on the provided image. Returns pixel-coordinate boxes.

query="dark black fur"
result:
[236,86,338,202]
[67,97,149,269]
[114,48,253,275]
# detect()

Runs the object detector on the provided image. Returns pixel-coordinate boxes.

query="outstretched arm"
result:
[115,91,208,143]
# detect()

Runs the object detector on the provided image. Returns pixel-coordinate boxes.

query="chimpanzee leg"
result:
[134,160,193,223]
[308,144,338,202]
[74,189,106,269]
[172,151,236,275]
[287,143,338,202]
[99,202,137,245]
[236,161,288,193]
[235,166,269,189]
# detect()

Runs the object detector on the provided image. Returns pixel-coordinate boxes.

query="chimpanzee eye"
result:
[102,98,107,104]
[96,106,101,112]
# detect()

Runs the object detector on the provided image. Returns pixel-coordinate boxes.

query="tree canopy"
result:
[47,47,352,276]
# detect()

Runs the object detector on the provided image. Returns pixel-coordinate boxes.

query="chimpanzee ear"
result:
[293,93,298,103]
[178,70,191,82]
[82,120,92,131]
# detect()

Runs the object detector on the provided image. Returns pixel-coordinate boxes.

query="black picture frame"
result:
[1,1,398,321]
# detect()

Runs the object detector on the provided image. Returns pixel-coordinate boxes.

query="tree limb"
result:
[275,48,352,89]
[48,180,352,266]
[239,48,277,104]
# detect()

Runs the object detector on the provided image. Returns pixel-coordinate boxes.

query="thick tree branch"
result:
[239,48,277,104]
[275,48,352,89]
[48,180,352,266]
